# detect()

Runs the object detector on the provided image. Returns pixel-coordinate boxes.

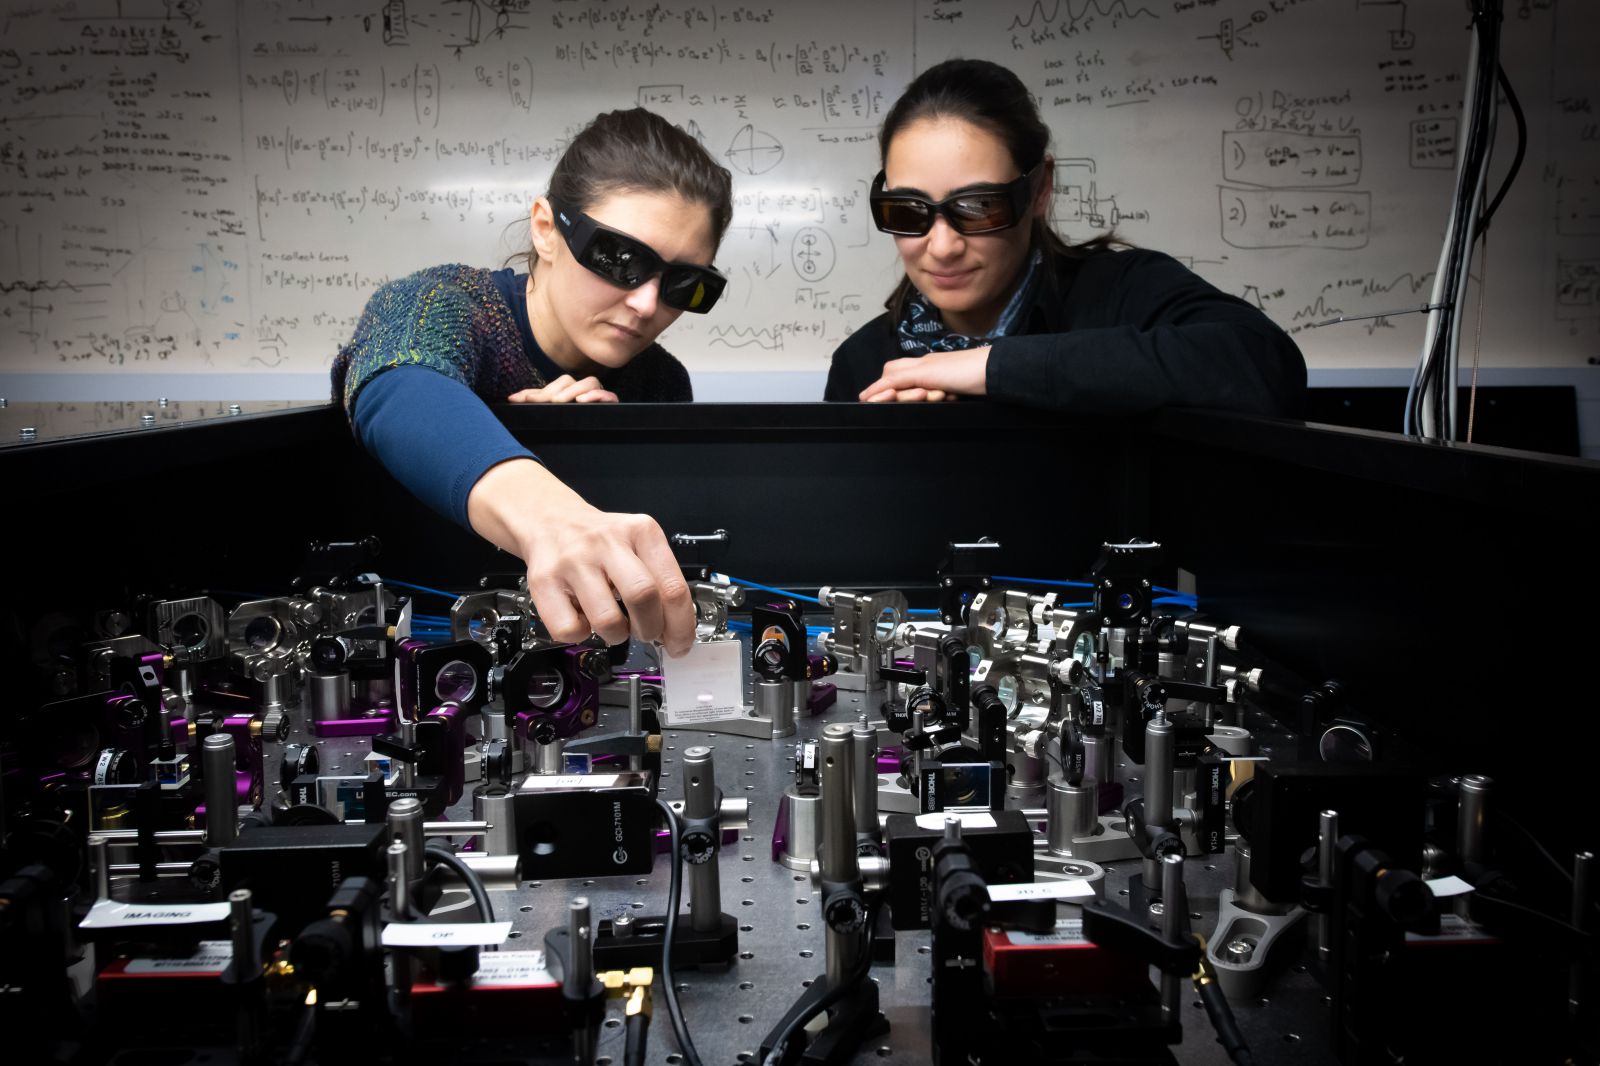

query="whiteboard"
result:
[1,0,1596,393]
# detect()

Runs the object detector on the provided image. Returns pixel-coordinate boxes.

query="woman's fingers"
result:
[628,515,695,656]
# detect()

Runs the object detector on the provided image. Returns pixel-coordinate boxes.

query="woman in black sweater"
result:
[825,59,1306,416]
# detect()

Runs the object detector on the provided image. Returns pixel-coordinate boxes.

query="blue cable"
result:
[726,619,833,637]
[907,608,942,617]
[991,574,1095,589]
[378,578,466,602]
[712,573,823,607]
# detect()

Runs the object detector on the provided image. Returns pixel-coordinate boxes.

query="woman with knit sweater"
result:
[332,109,733,657]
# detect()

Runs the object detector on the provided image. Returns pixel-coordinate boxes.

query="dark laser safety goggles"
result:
[868,162,1042,237]
[548,196,727,314]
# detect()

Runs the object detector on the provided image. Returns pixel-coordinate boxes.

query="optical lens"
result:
[434,660,478,704]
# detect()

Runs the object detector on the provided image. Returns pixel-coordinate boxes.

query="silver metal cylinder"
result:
[93,828,208,845]
[395,719,417,788]
[1106,628,1127,669]
[1456,775,1492,866]
[755,675,793,736]
[387,797,426,887]
[1572,851,1595,1018]
[1144,716,1174,830]
[1046,776,1095,855]
[424,821,491,837]
[230,888,259,975]
[202,733,237,847]
[482,706,511,745]
[387,841,411,920]
[92,836,111,900]
[818,725,858,884]
[475,793,516,857]
[1233,838,1272,913]
[626,675,644,771]
[1159,852,1184,1022]
[1082,731,1112,789]
[1318,809,1339,963]
[612,910,635,939]
[793,679,813,721]
[779,790,823,871]
[309,671,351,722]
[1157,651,1181,680]
[1006,746,1046,807]
[454,853,520,893]
[851,717,877,842]
[682,746,722,934]
[567,897,595,1066]
[819,723,862,986]
[261,672,288,711]
[534,734,564,775]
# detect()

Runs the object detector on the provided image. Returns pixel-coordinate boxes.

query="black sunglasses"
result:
[548,196,727,314]
[868,162,1042,237]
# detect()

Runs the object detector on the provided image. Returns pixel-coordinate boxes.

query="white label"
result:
[520,774,621,791]
[660,639,745,724]
[1424,875,1475,898]
[1406,912,1497,943]
[382,921,513,947]
[1005,919,1089,946]
[457,950,557,987]
[914,811,997,831]
[986,880,1096,902]
[80,901,233,929]
[802,745,816,769]
[120,941,234,974]
[1091,700,1105,726]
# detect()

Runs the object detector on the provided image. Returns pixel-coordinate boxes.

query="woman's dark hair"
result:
[517,108,734,274]
[877,59,1119,313]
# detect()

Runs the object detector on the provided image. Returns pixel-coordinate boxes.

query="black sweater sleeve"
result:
[824,314,895,401]
[985,250,1305,417]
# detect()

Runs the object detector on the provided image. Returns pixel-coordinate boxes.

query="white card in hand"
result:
[660,638,745,725]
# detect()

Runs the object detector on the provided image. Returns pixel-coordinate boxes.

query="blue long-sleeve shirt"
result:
[342,266,692,527]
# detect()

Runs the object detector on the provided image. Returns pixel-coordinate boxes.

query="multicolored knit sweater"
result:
[330,264,543,421]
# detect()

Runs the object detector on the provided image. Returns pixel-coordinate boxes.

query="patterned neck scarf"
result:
[895,249,1044,355]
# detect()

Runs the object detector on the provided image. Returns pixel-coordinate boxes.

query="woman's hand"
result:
[466,458,694,656]
[507,375,619,404]
[859,346,990,403]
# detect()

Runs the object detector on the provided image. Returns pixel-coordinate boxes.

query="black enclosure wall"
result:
[4,402,1597,844]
